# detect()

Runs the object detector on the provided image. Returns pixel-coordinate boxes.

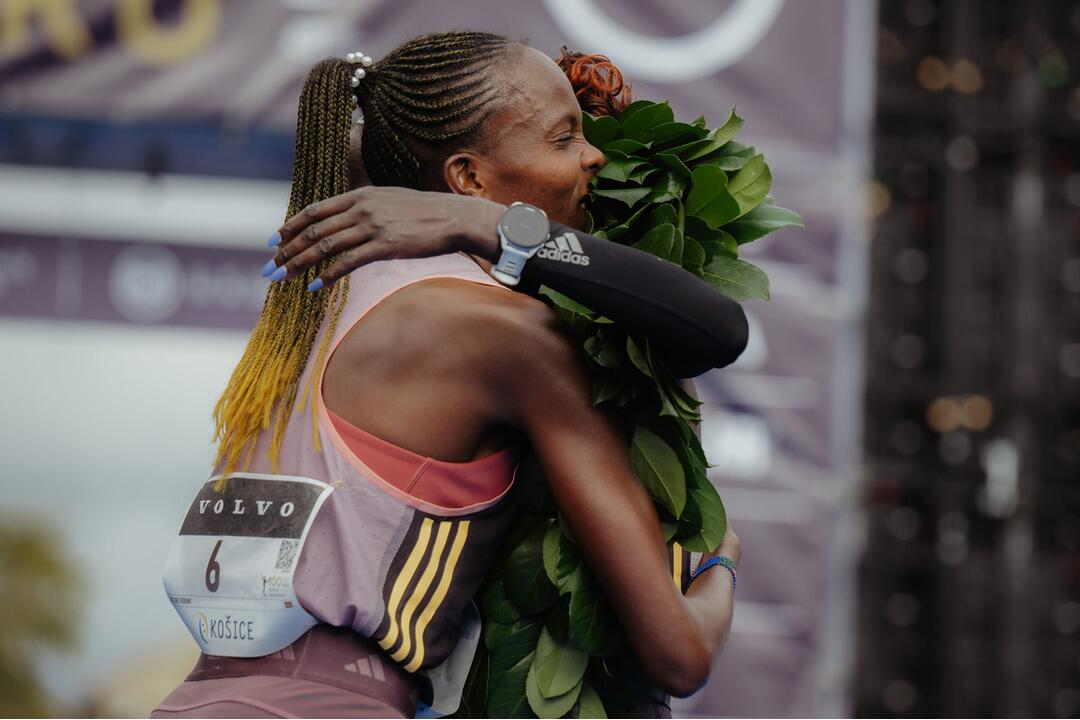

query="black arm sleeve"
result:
[516,222,749,379]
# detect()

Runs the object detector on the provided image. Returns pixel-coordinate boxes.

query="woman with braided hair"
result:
[154,31,741,719]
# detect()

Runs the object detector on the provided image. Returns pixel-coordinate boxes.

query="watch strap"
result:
[492,232,541,286]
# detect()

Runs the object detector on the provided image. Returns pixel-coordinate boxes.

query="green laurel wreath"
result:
[454,100,803,718]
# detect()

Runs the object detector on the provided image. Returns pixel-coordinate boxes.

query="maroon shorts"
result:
[151,675,406,718]
[151,625,421,718]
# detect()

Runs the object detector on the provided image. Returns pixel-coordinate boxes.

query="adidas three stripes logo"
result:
[343,655,386,680]
[376,517,471,673]
[537,231,591,266]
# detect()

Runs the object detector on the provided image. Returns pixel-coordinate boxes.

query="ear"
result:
[442,151,487,197]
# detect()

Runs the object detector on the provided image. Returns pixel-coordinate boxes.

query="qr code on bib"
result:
[275,540,300,570]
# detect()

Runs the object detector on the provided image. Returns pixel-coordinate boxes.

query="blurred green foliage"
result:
[0,518,82,718]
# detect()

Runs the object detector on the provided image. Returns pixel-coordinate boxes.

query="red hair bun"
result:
[556,46,633,118]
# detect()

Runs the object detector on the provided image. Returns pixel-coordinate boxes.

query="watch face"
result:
[500,204,550,249]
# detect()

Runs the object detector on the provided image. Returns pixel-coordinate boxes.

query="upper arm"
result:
[479,303,709,689]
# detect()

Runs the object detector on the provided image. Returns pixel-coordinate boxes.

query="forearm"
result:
[676,384,735,653]
[516,223,749,378]
[683,566,736,658]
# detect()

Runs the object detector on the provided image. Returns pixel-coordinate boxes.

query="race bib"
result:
[162,472,333,658]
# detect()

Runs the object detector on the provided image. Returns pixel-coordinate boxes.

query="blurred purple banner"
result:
[0,234,265,328]
[0,0,844,147]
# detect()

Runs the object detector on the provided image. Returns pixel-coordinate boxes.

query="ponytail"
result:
[211,58,353,480]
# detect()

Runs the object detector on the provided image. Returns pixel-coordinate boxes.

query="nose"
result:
[582,141,606,175]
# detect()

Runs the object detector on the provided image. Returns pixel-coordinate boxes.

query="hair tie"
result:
[345,50,374,87]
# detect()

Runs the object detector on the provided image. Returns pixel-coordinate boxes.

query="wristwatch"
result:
[491,202,550,286]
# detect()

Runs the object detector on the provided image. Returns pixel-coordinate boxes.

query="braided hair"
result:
[354,30,515,189]
[212,32,633,477]
[212,56,353,479]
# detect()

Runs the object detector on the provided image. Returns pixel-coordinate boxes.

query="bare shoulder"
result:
[330,275,587,427]
[399,278,578,367]
[333,275,573,365]
[325,275,585,457]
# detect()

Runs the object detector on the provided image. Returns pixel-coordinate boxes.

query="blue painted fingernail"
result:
[260,258,277,277]
[269,266,287,281]
[267,232,281,248]
[307,278,324,292]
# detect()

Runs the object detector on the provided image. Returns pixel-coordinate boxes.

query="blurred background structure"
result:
[859,1,1080,717]
[0,0,1075,717]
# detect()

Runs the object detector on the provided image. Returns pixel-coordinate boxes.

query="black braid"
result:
[351,30,516,189]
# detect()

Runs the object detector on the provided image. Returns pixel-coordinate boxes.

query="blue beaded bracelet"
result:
[689,555,737,590]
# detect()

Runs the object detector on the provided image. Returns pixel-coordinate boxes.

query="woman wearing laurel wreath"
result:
[154,30,801,719]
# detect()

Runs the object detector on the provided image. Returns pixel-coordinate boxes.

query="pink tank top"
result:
[251,252,519,637]
[161,254,522,717]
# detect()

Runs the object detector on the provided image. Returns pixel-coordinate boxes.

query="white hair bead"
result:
[354,67,366,79]
[360,55,373,67]
[346,52,357,63]
[350,75,360,87]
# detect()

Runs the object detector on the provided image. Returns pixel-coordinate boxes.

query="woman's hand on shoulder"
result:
[263,187,506,287]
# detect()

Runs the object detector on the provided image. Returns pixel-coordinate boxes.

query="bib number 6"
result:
[205,540,223,592]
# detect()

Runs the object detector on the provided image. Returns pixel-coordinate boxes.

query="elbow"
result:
[690,288,751,373]
[646,634,712,698]
[673,300,748,377]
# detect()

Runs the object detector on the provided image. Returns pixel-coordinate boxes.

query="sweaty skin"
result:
[321,44,739,698]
